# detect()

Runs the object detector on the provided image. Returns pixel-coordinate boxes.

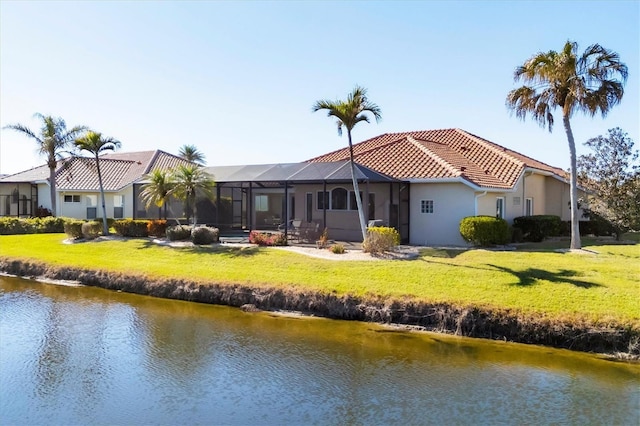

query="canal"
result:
[1,275,638,425]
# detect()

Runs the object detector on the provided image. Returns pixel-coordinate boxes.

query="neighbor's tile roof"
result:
[1,150,193,191]
[307,128,567,189]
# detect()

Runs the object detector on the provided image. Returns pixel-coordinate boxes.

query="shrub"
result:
[147,220,168,237]
[191,226,219,245]
[166,225,192,241]
[459,216,509,246]
[512,215,562,242]
[38,216,67,233]
[93,218,116,230]
[330,244,346,254]
[34,206,52,217]
[363,226,400,254]
[579,211,617,237]
[64,220,84,239]
[0,217,30,235]
[113,219,149,237]
[81,221,103,240]
[249,230,287,246]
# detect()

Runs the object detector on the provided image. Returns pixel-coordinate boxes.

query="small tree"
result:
[172,164,215,225]
[3,113,86,216]
[74,131,121,235]
[578,128,639,238]
[140,169,175,219]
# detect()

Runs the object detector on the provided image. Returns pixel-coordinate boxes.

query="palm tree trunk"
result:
[347,130,368,241]
[48,160,57,217]
[562,114,582,250]
[95,156,110,236]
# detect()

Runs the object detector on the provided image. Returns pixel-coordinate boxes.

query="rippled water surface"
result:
[1,276,638,425]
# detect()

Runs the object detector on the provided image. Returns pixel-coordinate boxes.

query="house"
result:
[0,150,192,220]
[1,129,580,246]
[307,128,580,245]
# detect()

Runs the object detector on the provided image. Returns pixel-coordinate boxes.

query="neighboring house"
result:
[1,129,582,246]
[0,150,192,220]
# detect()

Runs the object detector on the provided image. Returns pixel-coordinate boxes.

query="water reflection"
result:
[1,276,638,425]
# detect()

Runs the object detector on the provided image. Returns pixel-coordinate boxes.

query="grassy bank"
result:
[1,233,638,355]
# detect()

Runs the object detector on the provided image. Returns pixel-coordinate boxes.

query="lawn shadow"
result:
[515,236,637,253]
[486,264,602,288]
[418,248,467,259]
[135,240,260,257]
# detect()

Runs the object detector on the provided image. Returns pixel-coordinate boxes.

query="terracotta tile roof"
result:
[307,128,567,189]
[1,150,194,191]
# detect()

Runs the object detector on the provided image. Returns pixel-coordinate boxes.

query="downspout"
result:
[522,171,533,216]
[474,191,487,216]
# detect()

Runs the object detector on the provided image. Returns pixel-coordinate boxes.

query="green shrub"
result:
[38,216,67,233]
[577,211,617,237]
[191,226,219,245]
[81,221,103,240]
[363,226,400,254]
[459,216,509,246]
[249,230,287,246]
[330,243,346,254]
[166,225,192,241]
[92,218,115,230]
[147,220,168,237]
[512,215,562,242]
[64,220,84,239]
[0,217,30,235]
[113,219,149,237]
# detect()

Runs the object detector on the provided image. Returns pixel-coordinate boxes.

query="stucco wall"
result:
[409,183,475,246]
[57,189,133,220]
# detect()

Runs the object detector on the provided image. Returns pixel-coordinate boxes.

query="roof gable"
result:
[307,128,567,189]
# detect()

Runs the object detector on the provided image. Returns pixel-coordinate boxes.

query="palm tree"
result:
[179,144,206,165]
[74,131,122,235]
[140,169,175,219]
[3,113,86,216]
[172,164,215,225]
[312,86,382,240]
[506,41,628,250]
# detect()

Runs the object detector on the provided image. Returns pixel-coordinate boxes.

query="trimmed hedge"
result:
[113,219,149,237]
[0,216,68,235]
[81,221,103,240]
[363,226,400,254]
[459,216,509,246]
[512,215,562,242]
[64,220,84,239]
[191,226,219,245]
[166,225,192,241]
[147,220,168,237]
[249,231,287,246]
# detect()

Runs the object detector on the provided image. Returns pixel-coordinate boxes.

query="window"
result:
[420,200,434,214]
[114,195,124,219]
[317,191,329,210]
[255,195,268,212]
[513,196,521,206]
[331,188,347,210]
[64,194,81,203]
[306,193,313,223]
[496,197,505,219]
[349,191,363,211]
[86,207,97,219]
[525,198,533,216]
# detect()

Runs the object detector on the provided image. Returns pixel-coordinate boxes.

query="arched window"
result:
[331,188,347,210]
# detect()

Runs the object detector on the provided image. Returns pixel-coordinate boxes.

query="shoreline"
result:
[1,257,637,360]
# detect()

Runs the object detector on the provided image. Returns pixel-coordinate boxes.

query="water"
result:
[1,275,638,425]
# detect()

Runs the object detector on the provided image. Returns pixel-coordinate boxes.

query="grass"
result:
[1,233,638,328]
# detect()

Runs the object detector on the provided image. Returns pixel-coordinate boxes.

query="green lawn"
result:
[1,233,638,328]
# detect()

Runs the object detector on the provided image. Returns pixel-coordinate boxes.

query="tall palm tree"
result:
[74,131,122,235]
[312,86,382,240]
[3,113,86,216]
[179,144,206,165]
[172,164,215,225]
[506,41,627,250]
[140,169,175,219]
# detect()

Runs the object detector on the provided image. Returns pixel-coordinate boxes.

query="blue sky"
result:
[1,0,638,175]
